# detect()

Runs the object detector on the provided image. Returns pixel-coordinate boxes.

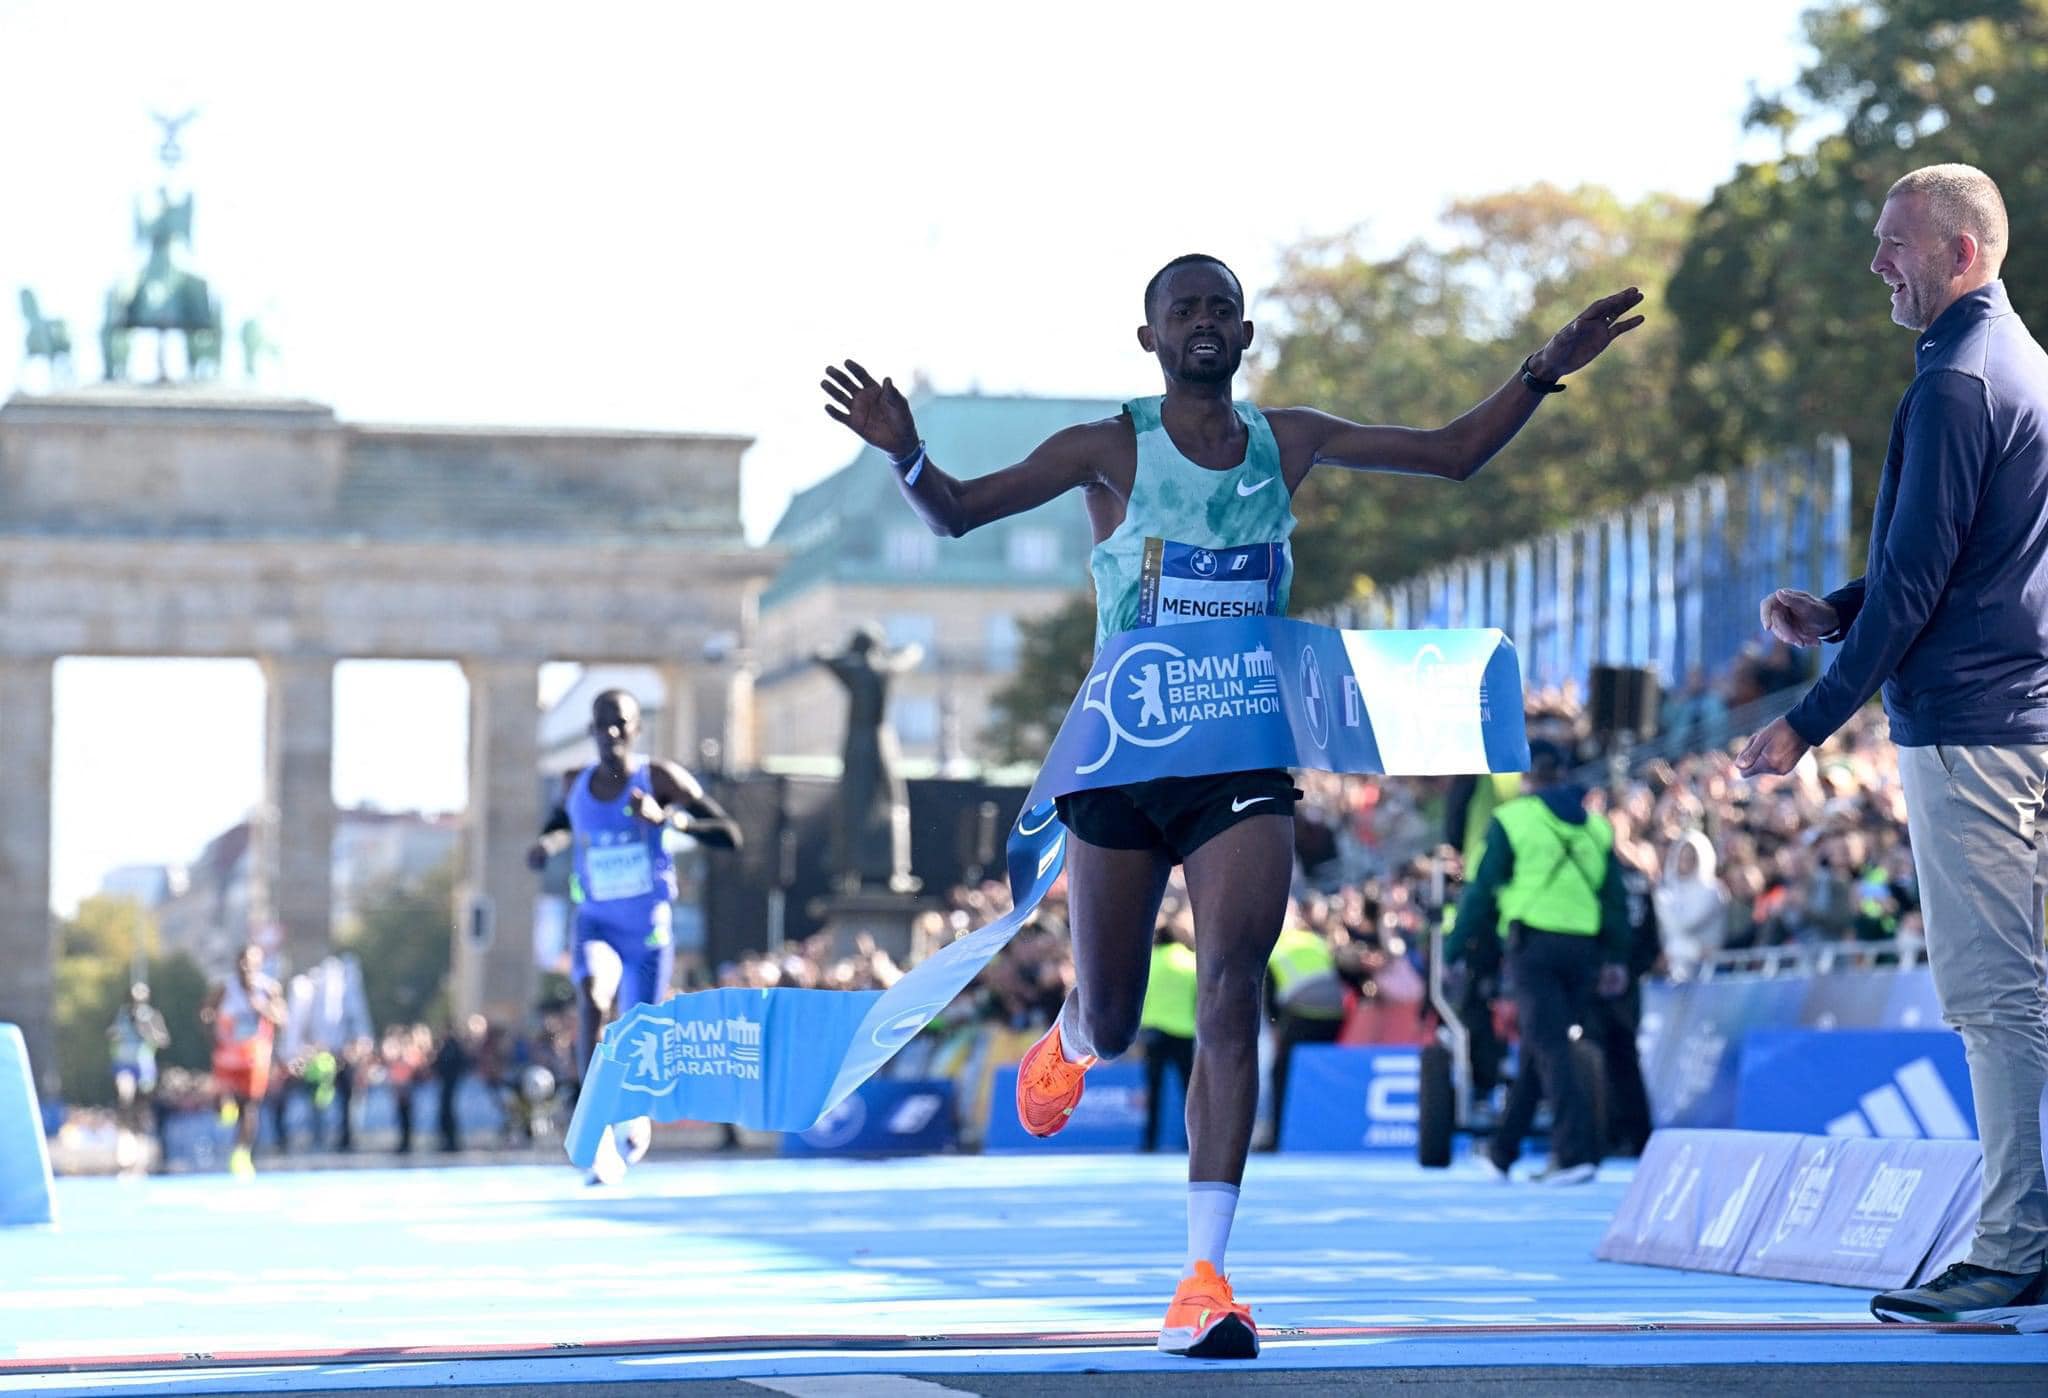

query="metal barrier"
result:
[1319,441,1852,695]
[1681,937,1922,984]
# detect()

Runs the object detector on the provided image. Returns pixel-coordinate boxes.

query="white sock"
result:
[1056,1004,1091,1064]
[1186,1181,1241,1277]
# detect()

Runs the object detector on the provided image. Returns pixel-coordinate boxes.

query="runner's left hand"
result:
[1530,288,1646,379]
[626,788,667,825]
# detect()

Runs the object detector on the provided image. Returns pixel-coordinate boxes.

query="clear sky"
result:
[2,0,1816,913]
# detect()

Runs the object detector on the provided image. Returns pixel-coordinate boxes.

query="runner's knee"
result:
[1194,964,1266,1043]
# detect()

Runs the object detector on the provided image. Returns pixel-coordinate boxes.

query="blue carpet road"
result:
[1,1153,2041,1392]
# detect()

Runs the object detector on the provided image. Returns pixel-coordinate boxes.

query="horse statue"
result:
[18,288,74,386]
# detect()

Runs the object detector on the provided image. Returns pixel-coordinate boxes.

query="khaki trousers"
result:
[1898,742,2048,1273]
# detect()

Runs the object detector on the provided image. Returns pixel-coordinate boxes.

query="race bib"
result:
[585,840,655,902]
[1137,538,1284,627]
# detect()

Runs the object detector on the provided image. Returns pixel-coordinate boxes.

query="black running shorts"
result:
[1055,767,1299,864]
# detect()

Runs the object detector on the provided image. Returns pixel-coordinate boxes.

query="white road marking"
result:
[745,1378,975,1396]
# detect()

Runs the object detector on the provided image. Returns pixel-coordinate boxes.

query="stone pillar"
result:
[0,657,56,1097]
[454,659,538,1024]
[656,662,697,771]
[261,655,335,975]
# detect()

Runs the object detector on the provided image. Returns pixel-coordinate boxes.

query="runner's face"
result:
[1146,263,1249,386]
[590,697,640,771]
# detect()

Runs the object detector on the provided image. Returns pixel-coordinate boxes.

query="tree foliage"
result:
[1254,184,1698,608]
[52,896,208,1105]
[342,855,457,1032]
[1668,0,2048,525]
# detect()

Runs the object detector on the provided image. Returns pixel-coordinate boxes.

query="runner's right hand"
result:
[821,360,919,460]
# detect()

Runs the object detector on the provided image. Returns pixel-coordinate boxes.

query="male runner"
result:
[201,943,285,1179]
[822,255,1640,1358]
[528,687,742,1181]
[108,982,169,1173]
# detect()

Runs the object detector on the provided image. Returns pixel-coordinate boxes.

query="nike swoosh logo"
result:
[1231,795,1274,812]
[1017,805,1059,836]
[1236,476,1276,496]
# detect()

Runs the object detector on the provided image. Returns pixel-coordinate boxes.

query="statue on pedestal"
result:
[102,111,224,383]
[813,624,923,894]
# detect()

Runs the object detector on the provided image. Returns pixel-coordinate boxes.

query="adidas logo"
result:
[1824,1056,1970,1139]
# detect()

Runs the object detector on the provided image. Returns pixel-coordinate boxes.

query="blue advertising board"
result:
[1277,1045,1421,1153]
[1735,1029,1975,1139]
[781,1079,957,1157]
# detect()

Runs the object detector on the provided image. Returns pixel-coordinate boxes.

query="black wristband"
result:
[1519,356,1566,396]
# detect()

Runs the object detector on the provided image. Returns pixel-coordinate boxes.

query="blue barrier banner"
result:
[568,620,1527,1165]
[1277,1045,1421,1152]
[1596,1128,1802,1272]
[782,1079,957,1157]
[0,1024,56,1226]
[983,1061,1151,1153]
[1736,1030,1976,1139]
[1737,1134,1981,1288]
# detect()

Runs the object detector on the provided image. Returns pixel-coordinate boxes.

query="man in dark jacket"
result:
[1740,163,2048,1329]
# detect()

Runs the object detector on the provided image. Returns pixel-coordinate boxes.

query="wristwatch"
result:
[1520,356,1566,395]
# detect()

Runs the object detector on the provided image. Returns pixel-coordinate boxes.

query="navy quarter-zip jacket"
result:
[1787,282,2048,748]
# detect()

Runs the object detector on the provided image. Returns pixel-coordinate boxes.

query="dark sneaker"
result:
[1872,1263,2048,1330]
[1532,1162,1597,1186]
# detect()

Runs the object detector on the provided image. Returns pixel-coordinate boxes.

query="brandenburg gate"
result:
[0,386,774,1091]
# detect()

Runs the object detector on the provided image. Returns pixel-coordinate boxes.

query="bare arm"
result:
[820,359,1106,537]
[526,773,577,869]
[1277,288,1645,484]
[649,761,744,851]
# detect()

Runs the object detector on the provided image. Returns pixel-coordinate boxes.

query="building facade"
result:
[753,392,1116,770]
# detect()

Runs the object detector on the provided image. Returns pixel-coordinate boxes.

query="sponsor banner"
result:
[1277,1045,1421,1152]
[1737,1134,1981,1288]
[983,1061,1152,1153]
[1736,1030,1976,1140]
[0,1024,55,1226]
[1640,978,1808,1130]
[1596,1128,1802,1272]
[1639,967,1947,1131]
[781,1079,957,1157]
[1027,620,1528,807]
[570,619,1528,1167]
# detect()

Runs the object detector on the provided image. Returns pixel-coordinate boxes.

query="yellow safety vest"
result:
[1267,925,1335,999]
[1492,795,1612,937]
[1141,941,1199,1039]
[1463,772,1523,874]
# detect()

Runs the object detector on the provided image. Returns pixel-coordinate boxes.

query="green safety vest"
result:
[1267,925,1335,999]
[1141,941,1199,1039]
[1492,795,1612,937]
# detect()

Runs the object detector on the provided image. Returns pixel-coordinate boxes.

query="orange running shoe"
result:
[1157,1261,1259,1359]
[1014,1020,1095,1137]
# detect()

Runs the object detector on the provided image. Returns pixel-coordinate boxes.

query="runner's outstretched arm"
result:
[1270,287,1646,485]
[821,359,1111,537]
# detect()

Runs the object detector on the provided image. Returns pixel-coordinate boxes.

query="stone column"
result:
[261,655,335,975]
[455,659,538,1024]
[0,657,56,1096]
[655,661,697,771]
